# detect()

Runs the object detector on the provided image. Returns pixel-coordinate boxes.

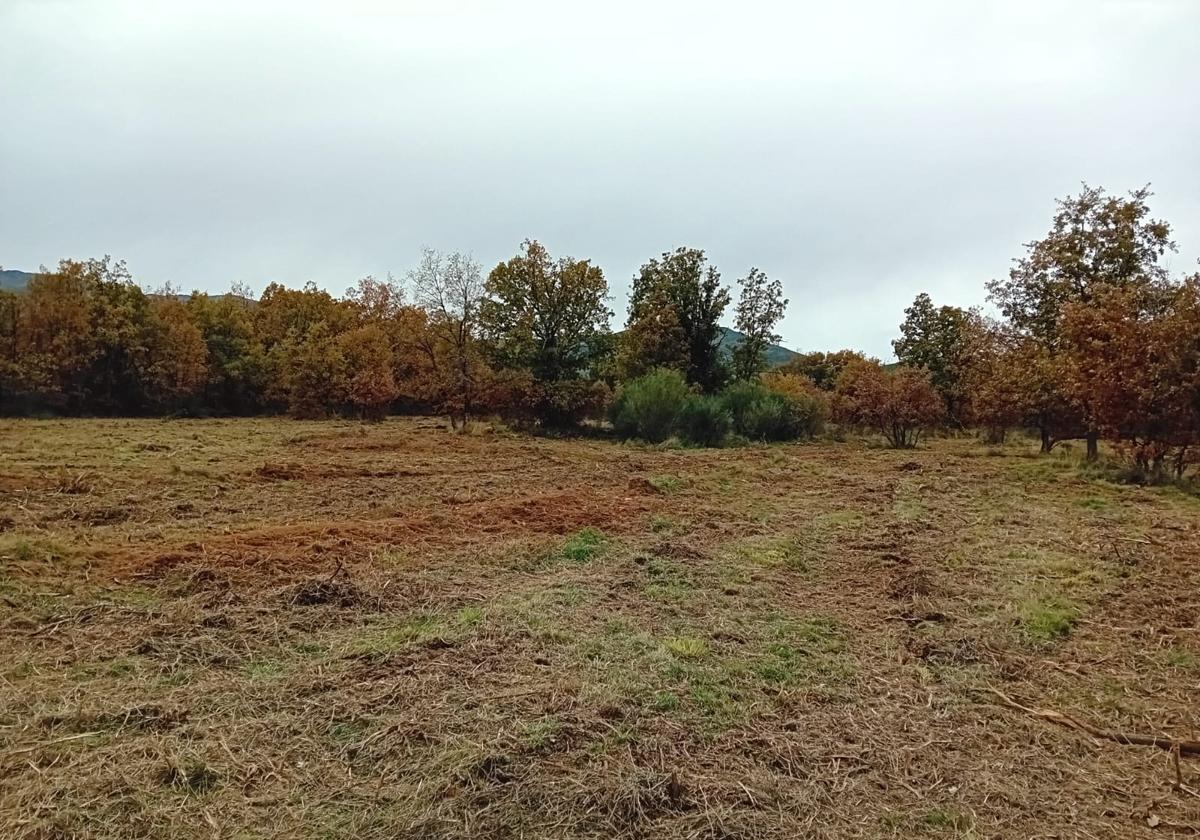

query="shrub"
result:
[833,360,943,447]
[718,380,823,442]
[740,391,794,441]
[676,395,732,446]
[718,381,769,436]
[610,369,690,443]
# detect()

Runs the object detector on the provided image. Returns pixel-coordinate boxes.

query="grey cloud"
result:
[2,0,1197,358]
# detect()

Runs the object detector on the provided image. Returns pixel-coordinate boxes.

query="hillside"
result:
[715,326,798,366]
[0,269,35,291]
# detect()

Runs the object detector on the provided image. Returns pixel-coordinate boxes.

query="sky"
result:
[2,0,1198,359]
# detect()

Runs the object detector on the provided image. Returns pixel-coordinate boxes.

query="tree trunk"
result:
[1086,430,1099,461]
[1040,426,1053,454]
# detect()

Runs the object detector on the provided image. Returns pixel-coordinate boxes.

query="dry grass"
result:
[1,417,1199,838]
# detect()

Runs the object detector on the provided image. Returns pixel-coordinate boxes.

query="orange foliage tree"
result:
[833,359,944,448]
[1061,277,1200,477]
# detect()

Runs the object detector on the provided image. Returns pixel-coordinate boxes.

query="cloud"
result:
[2,0,1197,357]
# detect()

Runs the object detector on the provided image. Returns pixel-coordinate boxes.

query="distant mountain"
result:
[715,327,799,367]
[0,269,35,291]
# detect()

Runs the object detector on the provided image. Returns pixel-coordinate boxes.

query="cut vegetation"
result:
[1,417,1198,838]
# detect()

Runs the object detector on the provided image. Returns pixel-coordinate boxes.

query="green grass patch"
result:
[727,535,815,572]
[561,528,607,562]
[649,475,685,494]
[922,806,972,831]
[1163,645,1197,670]
[753,616,851,686]
[1019,596,1079,644]
[0,534,72,564]
[663,636,708,659]
[519,716,563,751]
[244,659,286,680]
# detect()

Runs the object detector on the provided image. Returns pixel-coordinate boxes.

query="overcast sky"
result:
[2,0,1197,358]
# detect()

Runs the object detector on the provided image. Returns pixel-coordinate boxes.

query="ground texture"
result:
[2,417,1199,839]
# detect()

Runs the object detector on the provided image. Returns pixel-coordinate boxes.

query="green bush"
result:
[610,369,690,443]
[784,392,826,439]
[740,391,794,441]
[718,381,824,442]
[676,395,732,447]
[718,381,766,435]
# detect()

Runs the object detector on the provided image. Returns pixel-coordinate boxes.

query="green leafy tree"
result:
[615,283,688,381]
[481,240,612,424]
[185,288,267,414]
[628,247,730,392]
[892,292,972,425]
[731,267,787,381]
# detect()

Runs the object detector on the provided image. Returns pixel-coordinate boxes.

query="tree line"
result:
[2,184,1196,479]
[0,243,793,427]
[880,184,1199,479]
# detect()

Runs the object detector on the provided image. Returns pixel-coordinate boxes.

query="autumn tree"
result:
[257,282,356,415]
[615,283,689,381]
[142,296,209,409]
[346,273,406,322]
[956,317,1027,443]
[408,249,493,428]
[481,240,612,425]
[892,293,972,425]
[338,324,399,419]
[731,267,787,381]
[628,247,730,392]
[1061,277,1200,478]
[987,184,1176,457]
[0,290,21,407]
[779,349,872,391]
[833,359,944,448]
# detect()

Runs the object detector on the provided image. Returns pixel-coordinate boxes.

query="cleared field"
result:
[2,418,1199,838]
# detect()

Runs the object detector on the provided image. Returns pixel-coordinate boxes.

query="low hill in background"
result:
[0,269,35,291]
[715,326,798,367]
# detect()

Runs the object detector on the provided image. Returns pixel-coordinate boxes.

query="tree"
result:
[0,291,21,408]
[409,249,492,429]
[1061,277,1200,478]
[346,274,406,322]
[615,283,688,381]
[892,293,972,425]
[274,322,348,418]
[257,282,356,414]
[731,267,787,381]
[338,325,399,420]
[628,247,730,392]
[779,349,871,391]
[481,240,612,425]
[143,296,209,410]
[987,184,1176,458]
[186,288,266,414]
[833,359,944,448]
[958,317,1029,444]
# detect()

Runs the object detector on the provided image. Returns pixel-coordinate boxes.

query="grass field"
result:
[2,418,1199,838]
